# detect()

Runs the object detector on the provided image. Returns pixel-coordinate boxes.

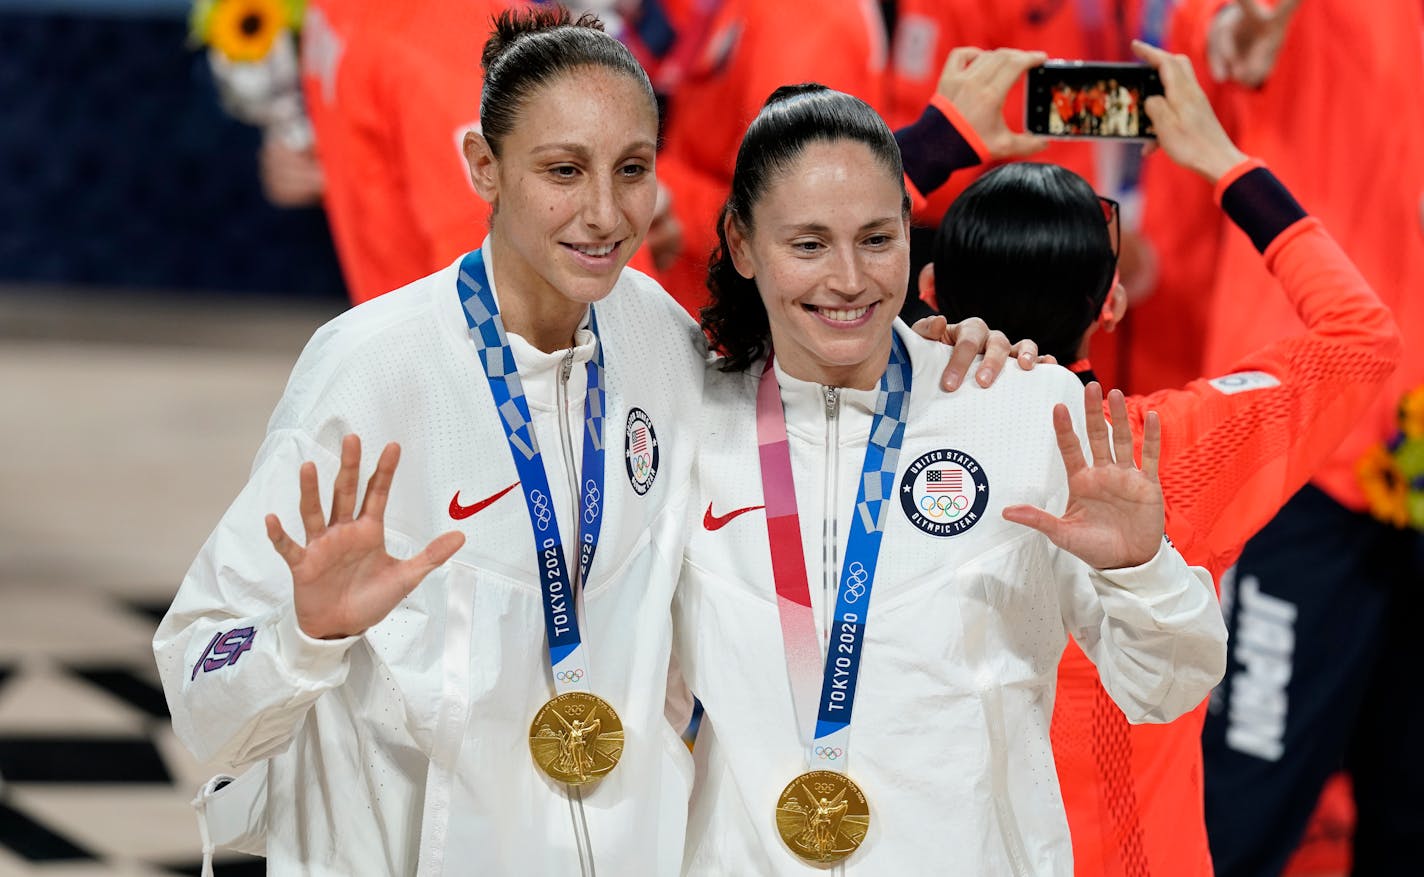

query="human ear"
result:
[464,131,499,205]
[725,212,756,280]
[917,263,938,310]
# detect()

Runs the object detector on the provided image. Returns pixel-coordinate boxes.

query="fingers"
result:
[1004,131,1050,157]
[265,514,304,568]
[1002,503,1063,541]
[942,318,987,391]
[360,442,402,521]
[1008,338,1039,371]
[912,315,949,343]
[976,329,1014,387]
[329,434,361,525]
[397,531,467,597]
[1107,389,1134,467]
[1141,411,1162,481]
[1082,382,1113,466]
[1052,402,1088,477]
[990,48,1048,93]
[945,46,982,74]
[298,461,326,542]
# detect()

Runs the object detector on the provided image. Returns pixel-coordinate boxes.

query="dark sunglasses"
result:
[1098,195,1121,263]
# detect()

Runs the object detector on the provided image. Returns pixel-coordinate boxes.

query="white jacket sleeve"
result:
[154,427,360,768]
[1057,537,1227,724]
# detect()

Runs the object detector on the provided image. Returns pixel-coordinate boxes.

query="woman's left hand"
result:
[1002,382,1165,569]
[912,315,1053,391]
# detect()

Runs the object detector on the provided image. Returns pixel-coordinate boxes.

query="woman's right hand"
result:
[266,435,466,640]
[935,46,1049,161]
[1131,39,1248,183]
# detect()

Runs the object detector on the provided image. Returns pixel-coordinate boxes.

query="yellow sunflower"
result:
[1357,442,1410,528]
[1399,386,1424,439]
[204,0,288,63]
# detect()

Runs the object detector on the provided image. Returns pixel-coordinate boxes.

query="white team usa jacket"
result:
[674,321,1228,875]
[155,242,706,875]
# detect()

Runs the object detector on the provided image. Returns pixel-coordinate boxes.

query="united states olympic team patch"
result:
[900,449,990,536]
[624,408,659,495]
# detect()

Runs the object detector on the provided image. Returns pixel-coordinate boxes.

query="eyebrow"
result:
[780,216,902,235]
[531,140,657,159]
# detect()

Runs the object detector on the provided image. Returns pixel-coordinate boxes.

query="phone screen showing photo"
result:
[1026,62,1164,140]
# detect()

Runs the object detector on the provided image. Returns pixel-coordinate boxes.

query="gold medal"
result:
[774,770,871,866]
[528,691,624,786]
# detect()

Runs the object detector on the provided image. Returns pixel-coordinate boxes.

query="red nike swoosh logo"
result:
[450,482,520,520]
[703,502,765,531]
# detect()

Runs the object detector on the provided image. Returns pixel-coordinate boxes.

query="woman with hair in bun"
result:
[156,9,709,874]
[671,84,1227,873]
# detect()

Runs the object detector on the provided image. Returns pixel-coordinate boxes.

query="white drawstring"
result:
[191,775,233,877]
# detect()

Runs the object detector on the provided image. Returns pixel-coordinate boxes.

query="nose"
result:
[581,171,620,236]
[826,244,866,299]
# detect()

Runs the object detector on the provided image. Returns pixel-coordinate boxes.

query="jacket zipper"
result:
[558,349,598,877]
[820,386,848,877]
[820,386,841,648]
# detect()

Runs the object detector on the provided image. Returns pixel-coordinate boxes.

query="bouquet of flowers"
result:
[189,0,311,148]
[1357,386,1424,529]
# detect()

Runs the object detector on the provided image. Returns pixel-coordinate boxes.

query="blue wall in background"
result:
[0,8,347,300]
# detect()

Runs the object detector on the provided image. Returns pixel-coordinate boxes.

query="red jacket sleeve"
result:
[1129,163,1402,575]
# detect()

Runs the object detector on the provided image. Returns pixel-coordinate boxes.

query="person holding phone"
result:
[673,83,1226,874]
[916,39,1402,877]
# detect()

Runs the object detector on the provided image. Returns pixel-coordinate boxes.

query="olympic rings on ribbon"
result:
[530,489,553,530]
[555,669,585,683]
[842,561,869,602]
[583,480,601,523]
[813,746,844,760]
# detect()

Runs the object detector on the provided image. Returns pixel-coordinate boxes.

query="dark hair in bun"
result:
[480,6,657,156]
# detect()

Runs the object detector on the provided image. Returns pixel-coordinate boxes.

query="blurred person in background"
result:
[654,0,889,314]
[298,0,511,304]
[920,37,1401,877]
[1161,0,1424,874]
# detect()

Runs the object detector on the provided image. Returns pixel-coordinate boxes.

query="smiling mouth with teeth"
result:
[807,303,874,322]
[567,242,618,257]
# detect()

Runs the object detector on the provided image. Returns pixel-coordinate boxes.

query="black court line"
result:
[164,854,266,876]
[0,801,94,861]
[69,666,170,720]
[0,737,170,783]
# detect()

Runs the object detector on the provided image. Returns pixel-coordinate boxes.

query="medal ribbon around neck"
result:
[756,335,912,771]
[456,249,606,696]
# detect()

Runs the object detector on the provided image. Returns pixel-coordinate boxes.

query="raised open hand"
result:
[265,435,466,640]
[935,46,1049,160]
[1206,0,1303,88]
[1003,383,1164,569]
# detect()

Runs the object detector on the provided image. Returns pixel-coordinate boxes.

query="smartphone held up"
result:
[1026,61,1164,140]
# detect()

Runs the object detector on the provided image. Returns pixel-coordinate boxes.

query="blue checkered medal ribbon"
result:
[808,334,911,771]
[456,249,607,696]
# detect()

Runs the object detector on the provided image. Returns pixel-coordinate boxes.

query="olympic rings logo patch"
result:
[813,746,844,760]
[919,493,971,518]
[624,408,660,496]
[555,669,585,683]
[899,449,990,538]
[842,561,869,603]
[530,489,553,530]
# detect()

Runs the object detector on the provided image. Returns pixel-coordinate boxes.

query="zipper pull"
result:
[560,348,575,384]
[822,386,841,420]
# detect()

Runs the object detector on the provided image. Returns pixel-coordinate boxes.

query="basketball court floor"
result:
[0,287,341,875]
